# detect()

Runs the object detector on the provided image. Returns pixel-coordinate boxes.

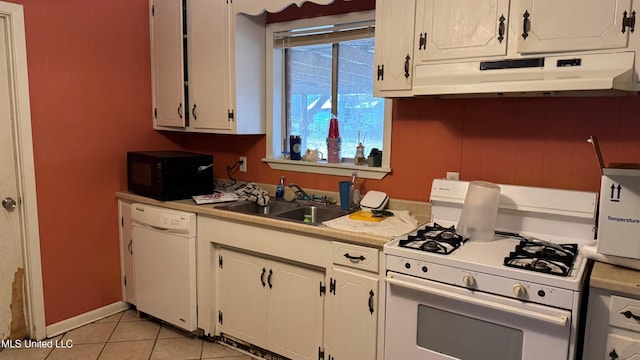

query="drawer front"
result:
[610,295,640,332]
[332,242,379,273]
[606,333,640,360]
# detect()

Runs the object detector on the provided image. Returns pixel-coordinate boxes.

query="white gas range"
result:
[383,179,598,360]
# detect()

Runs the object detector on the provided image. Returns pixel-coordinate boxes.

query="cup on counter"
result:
[305,148,324,162]
[339,181,352,211]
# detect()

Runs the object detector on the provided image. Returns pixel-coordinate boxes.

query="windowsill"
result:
[263,158,391,180]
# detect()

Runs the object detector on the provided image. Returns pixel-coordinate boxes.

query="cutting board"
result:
[349,210,387,222]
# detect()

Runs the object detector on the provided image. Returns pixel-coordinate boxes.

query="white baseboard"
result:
[45,301,131,338]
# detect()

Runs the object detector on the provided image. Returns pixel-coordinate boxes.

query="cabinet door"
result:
[267,260,324,360]
[415,0,509,62]
[119,201,135,305]
[151,0,186,128]
[188,0,232,131]
[518,0,632,54]
[218,248,268,348]
[229,12,266,134]
[326,268,378,360]
[606,333,640,360]
[373,0,416,95]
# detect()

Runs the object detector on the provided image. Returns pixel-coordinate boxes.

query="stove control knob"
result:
[512,284,527,297]
[462,274,475,287]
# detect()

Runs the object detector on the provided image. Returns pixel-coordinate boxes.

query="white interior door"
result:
[0,15,23,341]
[0,3,44,340]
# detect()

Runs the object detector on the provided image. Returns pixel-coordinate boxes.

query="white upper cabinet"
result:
[150,0,185,128]
[373,0,416,96]
[150,0,265,134]
[187,0,231,131]
[415,0,510,62]
[518,0,634,54]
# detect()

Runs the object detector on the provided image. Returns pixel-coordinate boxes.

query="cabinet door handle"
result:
[268,269,273,289]
[498,15,506,43]
[191,104,197,120]
[260,268,266,287]
[177,102,183,119]
[377,64,384,81]
[522,11,531,39]
[419,32,427,50]
[622,10,636,33]
[128,239,133,255]
[621,310,640,320]
[404,54,411,79]
[368,290,375,314]
[344,253,365,262]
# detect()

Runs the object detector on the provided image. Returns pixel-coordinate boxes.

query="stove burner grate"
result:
[503,239,578,277]
[398,223,466,255]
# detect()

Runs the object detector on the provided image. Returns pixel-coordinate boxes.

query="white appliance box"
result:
[597,168,640,259]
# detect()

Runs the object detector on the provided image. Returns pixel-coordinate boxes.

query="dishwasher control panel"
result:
[131,203,195,234]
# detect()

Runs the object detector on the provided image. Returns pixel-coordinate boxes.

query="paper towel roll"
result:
[580,244,640,271]
[458,181,501,241]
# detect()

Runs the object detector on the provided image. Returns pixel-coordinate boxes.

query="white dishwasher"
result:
[131,203,197,331]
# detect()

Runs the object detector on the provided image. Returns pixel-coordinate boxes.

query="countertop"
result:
[116,191,431,249]
[590,261,640,297]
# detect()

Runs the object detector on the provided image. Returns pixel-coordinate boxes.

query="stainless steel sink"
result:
[218,200,300,215]
[274,206,349,225]
[218,199,348,225]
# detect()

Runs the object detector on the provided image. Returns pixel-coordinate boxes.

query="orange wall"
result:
[184,96,640,203]
[10,0,640,326]
[12,0,184,324]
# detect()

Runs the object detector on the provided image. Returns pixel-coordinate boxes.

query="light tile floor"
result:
[0,309,252,360]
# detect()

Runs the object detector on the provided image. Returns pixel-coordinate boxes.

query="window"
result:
[264,10,392,179]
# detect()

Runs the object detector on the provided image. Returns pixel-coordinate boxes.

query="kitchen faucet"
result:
[288,183,311,201]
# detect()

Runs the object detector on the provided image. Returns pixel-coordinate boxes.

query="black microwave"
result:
[127,151,214,201]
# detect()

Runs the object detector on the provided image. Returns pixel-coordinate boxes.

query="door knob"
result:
[2,197,17,210]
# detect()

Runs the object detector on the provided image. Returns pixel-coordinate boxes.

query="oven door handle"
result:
[386,276,569,327]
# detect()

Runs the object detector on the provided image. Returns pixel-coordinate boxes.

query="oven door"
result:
[385,272,572,360]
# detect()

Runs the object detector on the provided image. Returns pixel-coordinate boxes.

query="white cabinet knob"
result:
[512,284,527,297]
[462,274,475,287]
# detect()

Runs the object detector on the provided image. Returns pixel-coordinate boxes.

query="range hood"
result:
[412,52,637,96]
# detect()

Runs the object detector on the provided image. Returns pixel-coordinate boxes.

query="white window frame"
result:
[262,10,392,180]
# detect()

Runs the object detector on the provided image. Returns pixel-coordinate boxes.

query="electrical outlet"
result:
[446,172,460,180]
[239,156,247,172]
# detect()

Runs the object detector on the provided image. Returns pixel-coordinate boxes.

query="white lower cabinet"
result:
[325,241,381,360]
[583,263,640,360]
[218,247,324,360]
[194,215,385,360]
[326,267,378,360]
[118,200,135,305]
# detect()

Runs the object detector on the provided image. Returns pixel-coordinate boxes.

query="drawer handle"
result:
[621,310,640,321]
[344,253,366,262]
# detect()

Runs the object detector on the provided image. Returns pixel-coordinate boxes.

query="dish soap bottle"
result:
[351,172,360,209]
[276,176,285,200]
